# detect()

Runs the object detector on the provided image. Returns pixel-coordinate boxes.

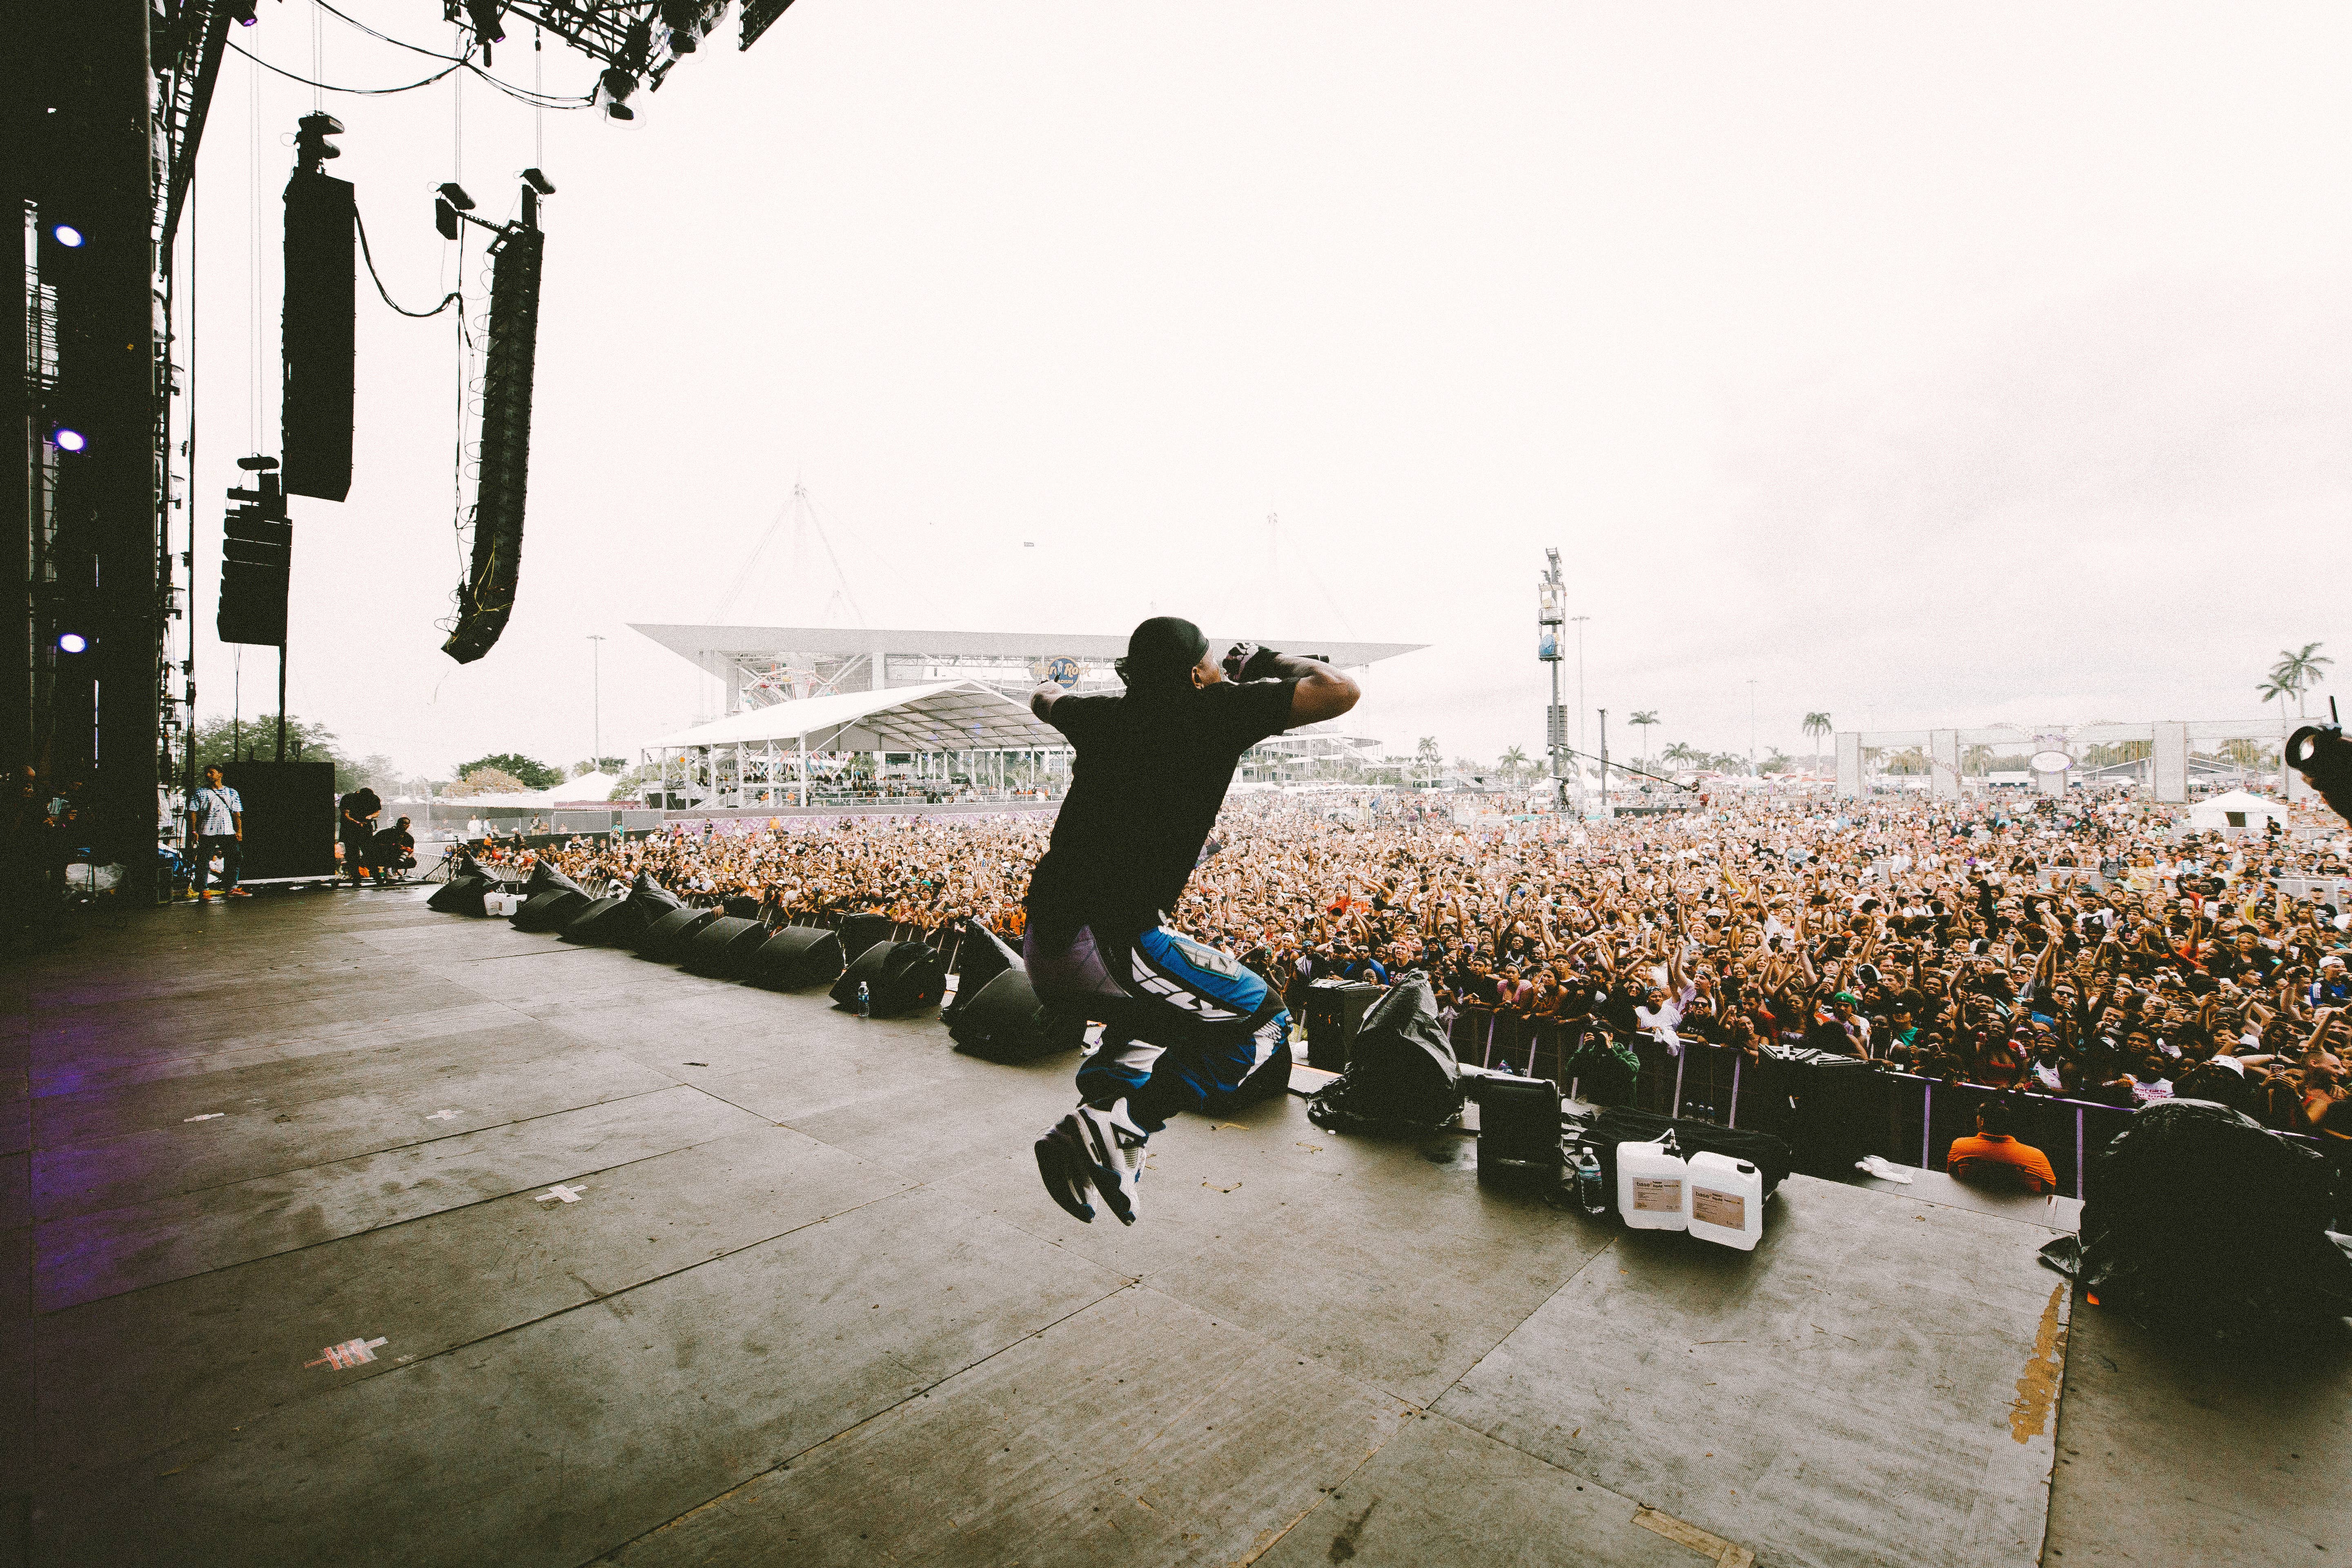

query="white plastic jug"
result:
[1685,1150,1764,1250]
[1617,1139,1688,1231]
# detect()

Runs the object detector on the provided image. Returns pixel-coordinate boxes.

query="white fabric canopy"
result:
[646,679,1062,753]
[2185,788,2286,832]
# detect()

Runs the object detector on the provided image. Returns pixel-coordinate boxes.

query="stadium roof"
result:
[646,680,1061,752]
[632,623,1425,672]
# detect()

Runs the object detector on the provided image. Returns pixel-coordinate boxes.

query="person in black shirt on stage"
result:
[1027,616,1360,1225]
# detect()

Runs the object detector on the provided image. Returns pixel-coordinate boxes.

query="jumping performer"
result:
[1027,616,1360,1224]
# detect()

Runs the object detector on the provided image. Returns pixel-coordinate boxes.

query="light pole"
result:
[1747,678,1759,776]
[1539,551,1567,810]
[588,635,606,769]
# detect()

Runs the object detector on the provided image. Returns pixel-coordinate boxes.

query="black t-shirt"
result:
[1025,678,1299,930]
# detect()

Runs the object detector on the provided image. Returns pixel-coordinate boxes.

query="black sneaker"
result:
[1034,1116,1098,1224]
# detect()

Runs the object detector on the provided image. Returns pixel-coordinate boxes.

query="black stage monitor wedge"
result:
[1473,1075,1564,1186]
[744,926,844,991]
[722,895,761,920]
[836,912,896,966]
[943,922,1022,1027]
[830,940,947,1017]
[635,905,719,961]
[683,915,771,978]
[513,887,590,932]
[428,873,492,915]
[559,893,631,944]
[949,968,1060,1062]
[218,761,337,880]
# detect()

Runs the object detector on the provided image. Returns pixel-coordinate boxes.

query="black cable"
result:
[353,206,464,323]
[227,38,463,94]
[307,0,594,108]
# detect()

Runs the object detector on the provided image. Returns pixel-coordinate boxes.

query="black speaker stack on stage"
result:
[511,863,591,931]
[831,940,948,1017]
[636,905,719,961]
[836,912,897,965]
[1467,1073,1565,1187]
[1301,980,1382,1072]
[218,762,337,880]
[682,916,772,979]
[744,926,846,990]
[567,873,680,946]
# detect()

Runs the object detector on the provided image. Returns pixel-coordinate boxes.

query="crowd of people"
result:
[500,784,2352,1149]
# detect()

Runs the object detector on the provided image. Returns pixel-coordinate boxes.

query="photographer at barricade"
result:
[186,765,247,900]
[372,815,416,881]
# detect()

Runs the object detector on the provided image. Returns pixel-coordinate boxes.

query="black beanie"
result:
[1117,615,1209,693]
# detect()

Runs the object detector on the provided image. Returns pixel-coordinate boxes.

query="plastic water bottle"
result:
[857,980,871,1018]
[1573,1145,1608,1215]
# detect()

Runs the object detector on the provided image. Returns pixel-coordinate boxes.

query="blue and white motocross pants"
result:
[1022,919,1291,1134]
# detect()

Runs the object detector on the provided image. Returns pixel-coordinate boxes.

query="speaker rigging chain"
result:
[354,208,466,324]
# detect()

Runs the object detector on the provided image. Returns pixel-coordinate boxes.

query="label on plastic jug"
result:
[1632,1176,1683,1212]
[1692,1187,1746,1228]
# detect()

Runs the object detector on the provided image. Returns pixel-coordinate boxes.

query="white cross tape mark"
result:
[536,1184,586,1204]
[425,1109,459,1121]
[306,1336,388,1370]
[183,1113,225,1123]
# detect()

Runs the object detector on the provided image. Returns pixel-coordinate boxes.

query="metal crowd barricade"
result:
[1425,1016,2302,1201]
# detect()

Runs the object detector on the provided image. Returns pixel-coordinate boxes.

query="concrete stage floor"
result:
[7,889,2347,1567]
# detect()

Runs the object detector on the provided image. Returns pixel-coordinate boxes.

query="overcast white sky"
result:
[186,2,2352,777]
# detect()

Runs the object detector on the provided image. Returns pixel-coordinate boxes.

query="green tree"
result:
[1415,735,1441,786]
[455,752,561,790]
[1498,744,1530,783]
[189,712,356,791]
[573,756,626,777]
[445,767,529,797]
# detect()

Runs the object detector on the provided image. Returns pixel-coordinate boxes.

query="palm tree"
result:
[1660,741,1699,769]
[1801,711,1832,774]
[1498,744,1530,784]
[1628,711,1659,767]
[2269,642,2332,718]
[1415,735,1441,787]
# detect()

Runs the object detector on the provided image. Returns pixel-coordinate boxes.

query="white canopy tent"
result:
[644,680,1067,808]
[2184,788,2287,835]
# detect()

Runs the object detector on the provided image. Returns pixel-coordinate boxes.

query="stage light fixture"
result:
[521,167,555,196]
[464,0,506,42]
[52,426,87,452]
[57,632,89,655]
[597,68,638,120]
[439,183,477,212]
[229,0,257,23]
[51,223,83,248]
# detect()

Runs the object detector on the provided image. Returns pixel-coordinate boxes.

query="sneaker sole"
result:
[1033,1127,1096,1225]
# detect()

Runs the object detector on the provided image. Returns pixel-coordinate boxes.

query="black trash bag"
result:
[2036,1098,2352,1341]
[521,859,585,898]
[1307,972,1461,1134]
[1567,1106,1794,1201]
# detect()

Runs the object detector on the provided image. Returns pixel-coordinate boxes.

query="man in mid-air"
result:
[1025,616,1360,1224]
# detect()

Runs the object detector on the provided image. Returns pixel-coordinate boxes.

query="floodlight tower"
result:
[1538,550,1569,810]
